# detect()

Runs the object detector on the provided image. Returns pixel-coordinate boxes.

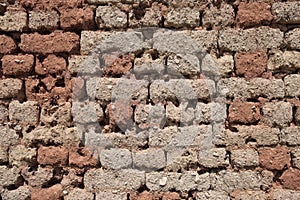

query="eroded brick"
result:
[259,146,290,170]
[0,35,17,54]
[272,2,300,24]
[29,10,59,31]
[0,9,27,32]
[2,54,34,76]
[61,7,95,30]
[31,184,63,200]
[262,102,292,128]
[229,100,260,124]
[280,168,300,190]
[37,146,68,165]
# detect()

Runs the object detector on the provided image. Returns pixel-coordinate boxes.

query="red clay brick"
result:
[0,35,17,54]
[280,168,300,190]
[69,147,98,168]
[31,184,63,200]
[259,146,290,170]
[162,192,181,200]
[20,31,79,54]
[237,2,273,27]
[2,54,34,76]
[37,146,68,165]
[21,0,83,11]
[35,55,67,75]
[235,51,267,79]
[130,191,160,200]
[229,100,260,124]
[103,54,134,77]
[60,7,95,30]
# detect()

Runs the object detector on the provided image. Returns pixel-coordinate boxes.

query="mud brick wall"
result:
[0,0,300,199]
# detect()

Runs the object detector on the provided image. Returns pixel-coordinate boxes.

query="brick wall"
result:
[0,0,300,199]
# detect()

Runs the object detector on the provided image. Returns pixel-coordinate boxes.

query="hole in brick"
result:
[245,137,257,144]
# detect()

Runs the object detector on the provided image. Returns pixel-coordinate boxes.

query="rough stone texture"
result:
[135,104,165,129]
[196,191,230,200]
[1,54,34,76]
[259,146,290,170]
[133,148,166,171]
[280,168,300,190]
[231,190,267,200]
[84,169,145,191]
[99,148,132,169]
[202,3,234,29]
[218,78,285,100]
[0,79,23,99]
[272,2,300,24]
[61,7,95,30]
[229,100,260,124]
[0,35,17,54]
[187,30,218,50]
[9,145,36,167]
[235,51,267,79]
[272,189,300,199]
[237,2,273,27]
[96,190,127,200]
[40,102,72,127]
[20,31,80,54]
[268,50,300,72]
[285,28,300,50]
[37,146,68,165]
[201,54,234,78]
[219,27,283,52]
[284,74,300,97]
[9,101,39,125]
[262,102,293,128]
[215,125,280,147]
[231,148,259,167]
[0,104,8,123]
[0,166,21,187]
[167,53,200,78]
[198,148,229,168]
[68,55,101,75]
[292,149,300,170]
[31,184,63,200]
[21,166,53,187]
[65,188,94,200]
[281,127,300,145]
[210,170,273,193]
[0,9,27,32]
[165,7,200,28]
[0,146,8,164]
[96,6,127,29]
[1,186,31,200]
[72,101,104,124]
[29,10,59,31]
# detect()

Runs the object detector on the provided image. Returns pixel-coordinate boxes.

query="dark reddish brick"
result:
[35,55,67,75]
[60,7,95,30]
[25,78,51,105]
[259,146,290,170]
[237,2,273,27]
[21,0,83,11]
[31,184,63,200]
[69,147,98,168]
[0,35,17,54]
[130,191,160,200]
[103,54,134,77]
[280,168,300,190]
[235,51,267,79]
[229,100,260,124]
[20,31,79,54]
[162,192,181,200]
[2,54,34,76]
[37,146,68,165]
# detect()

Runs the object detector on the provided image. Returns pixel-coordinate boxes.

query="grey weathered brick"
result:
[95,6,127,29]
[201,54,234,78]
[68,55,101,75]
[0,79,23,99]
[198,148,229,168]
[196,191,230,200]
[135,104,165,129]
[166,102,195,125]
[1,185,31,200]
[272,189,300,199]
[186,30,218,50]
[210,170,273,192]
[99,148,132,170]
[133,148,166,171]
[284,74,300,97]
[9,145,36,167]
[195,102,226,124]
[0,104,8,123]
[292,149,300,170]
[96,191,127,200]
[65,188,94,200]
[285,28,300,50]
[262,102,292,128]
[268,50,300,72]
[217,78,285,100]
[214,125,280,147]
[146,171,210,191]
[86,78,116,104]
[165,7,200,28]
[281,127,300,145]
[0,9,27,32]
[29,10,59,31]
[9,101,40,125]
[0,166,21,187]
[84,169,145,191]
[167,53,200,77]
[219,27,283,52]
[272,2,300,24]
[80,31,112,55]
[231,148,259,167]
[72,101,104,124]
[202,3,235,29]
